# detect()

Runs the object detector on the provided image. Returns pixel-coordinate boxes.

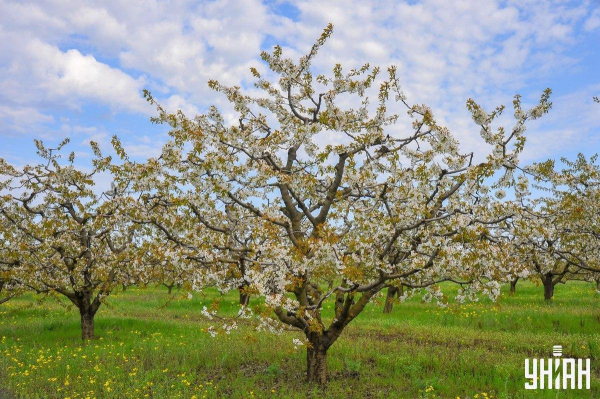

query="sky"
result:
[0,0,599,177]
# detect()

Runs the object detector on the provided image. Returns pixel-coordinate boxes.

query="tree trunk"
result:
[80,310,95,340]
[239,291,250,307]
[383,286,398,313]
[543,277,555,301]
[509,278,519,296]
[273,287,381,385]
[122,284,127,292]
[74,289,103,341]
[238,280,251,306]
[306,345,328,385]
[167,284,173,295]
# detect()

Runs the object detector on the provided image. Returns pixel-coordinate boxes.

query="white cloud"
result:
[66,6,128,54]
[28,41,148,112]
[0,105,54,133]
[0,0,597,166]
[520,85,600,162]
[120,135,165,159]
[584,8,600,31]
[0,30,148,114]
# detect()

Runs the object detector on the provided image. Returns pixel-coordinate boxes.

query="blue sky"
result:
[0,0,598,179]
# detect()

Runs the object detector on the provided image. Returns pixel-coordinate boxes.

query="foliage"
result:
[0,139,146,339]
[134,25,552,382]
[506,154,600,299]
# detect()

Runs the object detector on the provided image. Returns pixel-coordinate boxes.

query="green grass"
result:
[0,281,599,398]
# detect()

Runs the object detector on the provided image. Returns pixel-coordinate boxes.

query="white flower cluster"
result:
[201,306,216,320]
[292,338,305,349]
[257,316,284,334]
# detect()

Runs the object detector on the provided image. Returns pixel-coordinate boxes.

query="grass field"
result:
[0,281,599,399]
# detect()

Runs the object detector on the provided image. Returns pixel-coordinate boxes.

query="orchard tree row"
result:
[1,26,599,384]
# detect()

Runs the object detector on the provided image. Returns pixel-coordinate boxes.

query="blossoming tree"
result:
[0,139,145,339]
[108,139,265,305]
[508,154,600,300]
[0,214,21,305]
[141,25,551,383]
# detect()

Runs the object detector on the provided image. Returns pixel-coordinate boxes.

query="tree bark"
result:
[509,277,519,296]
[122,284,127,292]
[72,289,103,340]
[383,286,399,313]
[306,344,328,384]
[595,279,600,291]
[80,309,95,340]
[542,275,555,301]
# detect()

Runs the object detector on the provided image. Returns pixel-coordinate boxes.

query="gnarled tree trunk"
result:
[305,328,335,385]
[305,287,381,384]
[274,282,382,385]
[306,343,328,384]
